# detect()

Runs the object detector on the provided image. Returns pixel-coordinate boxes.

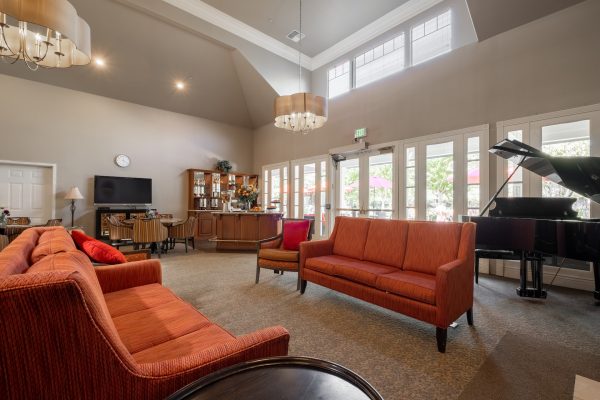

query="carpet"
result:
[458,332,600,400]
[159,247,600,400]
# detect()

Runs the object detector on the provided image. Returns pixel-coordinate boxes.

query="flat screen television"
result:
[94,175,152,205]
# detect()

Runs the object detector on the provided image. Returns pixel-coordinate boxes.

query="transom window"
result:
[327,61,350,99]
[411,10,451,65]
[355,34,405,88]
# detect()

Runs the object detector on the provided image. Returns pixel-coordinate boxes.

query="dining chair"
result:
[256,218,314,290]
[44,219,63,226]
[168,216,197,253]
[158,213,174,218]
[0,235,8,252]
[132,219,169,258]
[105,216,134,249]
[7,217,31,225]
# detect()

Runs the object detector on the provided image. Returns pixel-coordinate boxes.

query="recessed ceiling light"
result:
[94,57,106,67]
[175,81,186,90]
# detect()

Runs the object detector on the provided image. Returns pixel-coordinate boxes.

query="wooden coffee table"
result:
[166,356,383,400]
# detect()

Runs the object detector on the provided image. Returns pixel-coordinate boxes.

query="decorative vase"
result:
[246,201,252,211]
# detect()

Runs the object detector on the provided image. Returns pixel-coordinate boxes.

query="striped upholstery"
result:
[7,217,31,225]
[106,216,133,241]
[0,226,290,399]
[133,219,168,245]
[168,217,196,239]
[0,235,8,251]
[300,217,476,334]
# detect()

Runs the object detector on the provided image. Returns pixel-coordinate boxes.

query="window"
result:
[466,137,480,216]
[405,146,416,220]
[506,130,524,197]
[355,34,405,88]
[426,141,454,222]
[541,120,590,218]
[411,10,451,65]
[328,61,350,99]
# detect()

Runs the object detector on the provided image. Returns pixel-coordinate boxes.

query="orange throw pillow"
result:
[71,230,127,265]
[282,220,310,251]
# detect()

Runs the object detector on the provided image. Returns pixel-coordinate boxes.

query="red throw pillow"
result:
[70,230,127,265]
[282,220,311,251]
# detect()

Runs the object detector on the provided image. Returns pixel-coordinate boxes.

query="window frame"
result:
[327,60,351,99]
[410,9,453,66]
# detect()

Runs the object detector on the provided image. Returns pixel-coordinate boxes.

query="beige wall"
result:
[254,0,600,181]
[0,74,253,233]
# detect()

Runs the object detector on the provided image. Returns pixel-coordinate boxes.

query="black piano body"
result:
[465,139,600,301]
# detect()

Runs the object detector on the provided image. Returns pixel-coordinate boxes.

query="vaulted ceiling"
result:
[0,0,590,130]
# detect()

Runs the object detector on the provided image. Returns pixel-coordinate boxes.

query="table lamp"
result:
[65,187,84,228]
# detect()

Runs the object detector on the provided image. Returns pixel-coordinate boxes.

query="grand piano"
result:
[463,139,600,301]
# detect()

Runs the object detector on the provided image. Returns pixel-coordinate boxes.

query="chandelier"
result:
[274,0,327,134]
[0,0,91,70]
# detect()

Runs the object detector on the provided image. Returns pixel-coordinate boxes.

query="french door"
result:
[291,156,331,239]
[261,162,289,217]
[335,148,397,220]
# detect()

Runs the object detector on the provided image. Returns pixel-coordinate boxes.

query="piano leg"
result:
[517,252,528,296]
[593,261,600,302]
[516,252,547,299]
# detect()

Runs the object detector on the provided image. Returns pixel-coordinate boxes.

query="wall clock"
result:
[115,154,130,168]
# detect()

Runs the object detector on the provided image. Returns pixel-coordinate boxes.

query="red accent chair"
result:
[0,227,289,399]
[300,217,476,353]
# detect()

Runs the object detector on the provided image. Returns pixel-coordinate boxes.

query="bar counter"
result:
[211,212,283,251]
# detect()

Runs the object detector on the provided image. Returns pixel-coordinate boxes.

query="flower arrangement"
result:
[0,207,9,226]
[220,192,231,203]
[236,184,259,206]
[216,160,232,173]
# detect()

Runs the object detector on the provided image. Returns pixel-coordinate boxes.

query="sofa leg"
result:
[300,280,307,294]
[467,308,474,326]
[436,328,447,353]
[296,275,301,291]
[255,265,260,284]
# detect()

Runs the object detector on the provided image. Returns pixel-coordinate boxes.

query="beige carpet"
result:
[159,246,600,400]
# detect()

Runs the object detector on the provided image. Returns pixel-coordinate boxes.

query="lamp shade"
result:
[65,186,83,200]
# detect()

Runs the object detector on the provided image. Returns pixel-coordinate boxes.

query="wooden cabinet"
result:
[214,213,282,251]
[187,169,259,212]
[188,210,216,241]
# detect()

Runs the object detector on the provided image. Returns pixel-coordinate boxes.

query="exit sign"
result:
[354,128,367,140]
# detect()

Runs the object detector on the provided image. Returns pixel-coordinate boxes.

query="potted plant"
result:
[216,160,232,173]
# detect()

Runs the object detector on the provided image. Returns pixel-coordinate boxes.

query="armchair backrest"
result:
[133,219,168,243]
[106,216,133,241]
[45,219,63,226]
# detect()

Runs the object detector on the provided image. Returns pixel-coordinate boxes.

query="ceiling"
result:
[201,0,411,57]
[466,0,586,41]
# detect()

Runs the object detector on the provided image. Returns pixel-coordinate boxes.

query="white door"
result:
[0,163,54,225]
[291,156,331,239]
[335,148,396,220]
[261,163,289,217]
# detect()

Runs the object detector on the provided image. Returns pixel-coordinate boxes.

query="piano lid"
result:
[490,139,600,204]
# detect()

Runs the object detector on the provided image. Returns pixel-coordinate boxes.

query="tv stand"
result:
[95,207,154,239]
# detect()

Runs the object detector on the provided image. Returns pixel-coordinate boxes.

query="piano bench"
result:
[474,249,522,284]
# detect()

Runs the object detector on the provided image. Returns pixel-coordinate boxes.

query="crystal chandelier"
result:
[0,0,91,71]
[274,0,327,134]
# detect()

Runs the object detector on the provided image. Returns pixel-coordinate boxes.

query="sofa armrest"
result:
[138,326,290,377]
[95,260,162,293]
[435,258,473,327]
[299,239,334,274]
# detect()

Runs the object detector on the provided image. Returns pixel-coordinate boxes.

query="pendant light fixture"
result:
[274,0,327,134]
[0,0,91,70]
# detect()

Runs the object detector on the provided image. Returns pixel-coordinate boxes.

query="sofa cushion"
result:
[403,222,463,275]
[333,261,398,287]
[112,299,212,354]
[28,250,103,294]
[282,220,311,251]
[30,228,76,264]
[363,220,409,268]
[332,217,371,260]
[104,284,180,318]
[259,248,299,262]
[132,324,235,364]
[375,270,436,305]
[71,230,127,265]
[304,255,352,275]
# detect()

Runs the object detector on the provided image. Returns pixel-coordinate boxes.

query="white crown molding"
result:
[160,0,313,69]
[157,0,442,71]
[311,0,444,70]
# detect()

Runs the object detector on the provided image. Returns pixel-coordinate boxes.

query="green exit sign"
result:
[354,128,367,140]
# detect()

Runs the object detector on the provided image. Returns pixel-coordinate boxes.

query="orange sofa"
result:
[0,227,289,399]
[300,217,476,353]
